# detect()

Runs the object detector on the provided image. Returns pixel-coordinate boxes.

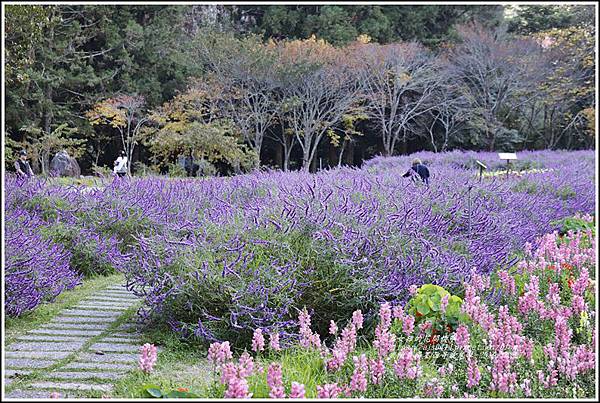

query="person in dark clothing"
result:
[184,154,199,177]
[402,158,430,184]
[14,150,34,178]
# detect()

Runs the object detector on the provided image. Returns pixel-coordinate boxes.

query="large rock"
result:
[50,150,80,177]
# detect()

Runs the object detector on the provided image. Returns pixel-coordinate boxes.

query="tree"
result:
[441,24,548,151]
[4,5,51,84]
[194,32,281,159]
[506,4,595,35]
[236,5,504,46]
[86,95,148,175]
[20,124,85,175]
[421,80,471,152]
[276,36,362,171]
[525,26,595,149]
[145,90,259,174]
[358,41,440,156]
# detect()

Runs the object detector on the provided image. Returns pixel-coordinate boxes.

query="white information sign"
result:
[498,153,518,160]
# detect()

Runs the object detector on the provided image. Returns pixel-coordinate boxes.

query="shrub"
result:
[5,209,81,317]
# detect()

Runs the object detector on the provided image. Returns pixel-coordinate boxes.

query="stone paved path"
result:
[4,284,143,399]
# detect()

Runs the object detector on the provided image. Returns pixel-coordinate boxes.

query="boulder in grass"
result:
[50,150,81,177]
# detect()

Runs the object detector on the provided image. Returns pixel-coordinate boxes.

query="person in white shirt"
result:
[113,151,128,177]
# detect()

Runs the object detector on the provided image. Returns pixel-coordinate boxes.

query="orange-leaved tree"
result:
[86,95,148,175]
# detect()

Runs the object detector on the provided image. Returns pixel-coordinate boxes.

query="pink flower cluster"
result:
[489,352,517,394]
[325,314,359,372]
[220,352,255,398]
[373,302,396,358]
[298,308,321,349]
[349,354,368,393]
[461,283,495,331]
[252,328,265,353]
[267,363,285,398]
[208,341,233,365]
[316,383,342,398]
[138,343,158,373]
[520,230,595,275]
[393,347,422,380]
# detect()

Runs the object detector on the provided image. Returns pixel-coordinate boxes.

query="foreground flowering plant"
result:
[202,227,595,398]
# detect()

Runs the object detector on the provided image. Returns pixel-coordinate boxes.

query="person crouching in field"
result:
[402,158,430,185]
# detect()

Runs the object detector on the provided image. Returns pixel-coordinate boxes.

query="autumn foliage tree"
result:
[145,89,259,175]
[276,36,363,171]
[86,95,148,175]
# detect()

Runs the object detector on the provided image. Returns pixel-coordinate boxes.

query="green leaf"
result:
[416,302,430,315]
[164,390,199,398]
[143,386,163,398]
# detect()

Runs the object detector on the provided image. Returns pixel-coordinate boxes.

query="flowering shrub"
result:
[4,150,595,333]
[196,227,595,398]
[5,206,81,316]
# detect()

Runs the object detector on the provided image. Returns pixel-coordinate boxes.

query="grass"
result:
[4,273,125,346]
[111,325,212,398]
[46,176,106,187]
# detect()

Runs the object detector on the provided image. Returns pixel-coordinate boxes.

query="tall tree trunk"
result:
[275,142,283,170]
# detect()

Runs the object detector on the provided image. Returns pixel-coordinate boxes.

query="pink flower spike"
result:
[352,310,364,330]
[49,391,61,399]
[208,341,232,365]
[289,382,306,398]
[316,383,342,398]
[224,377,253,398]
[138,343,158,373]
[251,328,265,353]
[440,294,450,314]
[329,320,338,335]
[269,331,281,351]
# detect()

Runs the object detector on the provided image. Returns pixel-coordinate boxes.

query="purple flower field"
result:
[4,150,595,347]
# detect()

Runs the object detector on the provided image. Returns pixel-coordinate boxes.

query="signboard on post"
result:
[498,152,518,178]
[475,160,487,182]
[498,153,517,160]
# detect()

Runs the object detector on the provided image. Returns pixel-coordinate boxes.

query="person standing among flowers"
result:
[14,150,34,178]
[113,151,128,177]
[402,158,430,185]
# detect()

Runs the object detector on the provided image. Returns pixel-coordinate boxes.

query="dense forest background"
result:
[4,4,596,175]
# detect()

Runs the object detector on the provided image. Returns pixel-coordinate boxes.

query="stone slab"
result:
[6,341,85,352]
[53,316,114,323]
[5,358,56,369]
[41,322,110,331]
[83,296,136,303]
[5,351,72,360]
[29,381,113,392]
[75,304,128,311]
[30,328,103,336]
[94,292,138,299]
[116,324,140,331]
[5,389,65,399]
[89,343,140,353]
[4,369,32,378]
[79,300,134,309]
[62,362,134,371]
[108,332,141,339]
[17,334,90,342]
[44,371,125,381]
[100,337,141,344]
[77,352,138,363]
[61,309,122,317]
